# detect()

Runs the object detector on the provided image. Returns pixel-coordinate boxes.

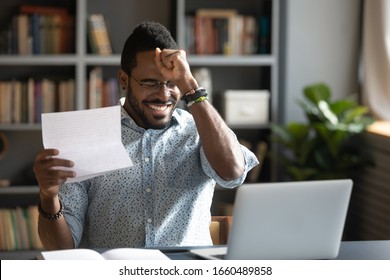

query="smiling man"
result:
[33,21,258,249]
[120,50,180,130]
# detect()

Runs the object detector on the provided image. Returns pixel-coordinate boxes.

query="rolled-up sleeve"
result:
[59,180,89,247]
[200,144,259,189]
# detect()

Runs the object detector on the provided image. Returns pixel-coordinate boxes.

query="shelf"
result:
[84,55,121,65]
[188,55,276,66]
[0,55,79,65]
[0,124,41,131]
[0,186,40,209]
[0,54,275,67]
[0,186,39,195]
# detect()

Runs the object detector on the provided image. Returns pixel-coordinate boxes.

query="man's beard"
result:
[127,89,177,129]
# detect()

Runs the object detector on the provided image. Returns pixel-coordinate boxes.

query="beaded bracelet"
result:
[38,199,64,221]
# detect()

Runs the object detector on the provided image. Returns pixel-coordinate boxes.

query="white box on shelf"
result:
[223,90,270,125]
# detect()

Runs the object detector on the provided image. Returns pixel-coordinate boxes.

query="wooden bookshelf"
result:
[0,0,281,243]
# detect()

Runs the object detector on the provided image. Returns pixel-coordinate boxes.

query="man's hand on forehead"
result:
[154,48,191,81]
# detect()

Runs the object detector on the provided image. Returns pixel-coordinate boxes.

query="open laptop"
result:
[191,179,353,260]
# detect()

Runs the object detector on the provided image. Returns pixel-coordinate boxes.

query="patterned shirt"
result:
[60,105,258,248]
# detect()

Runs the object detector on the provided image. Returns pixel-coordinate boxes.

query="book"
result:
[12,80,23,123]
[241,15,258,55]
[88,66,103,108]
[41,78,56,113]
[40,248,170,260]
[19,4,74,54]
[30,13,41,54]
[87,14,113,55]
[27,78,35,123]
[0,81,12,124]
[258,16,270,54]
[27,206,43,250]
[58,79,75,112]
[16,14,29,54]
[195,9,237,55]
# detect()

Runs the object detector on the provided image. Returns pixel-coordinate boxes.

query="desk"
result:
[1,241,390,260]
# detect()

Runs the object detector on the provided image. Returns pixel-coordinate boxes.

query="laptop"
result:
[191,179,353,260]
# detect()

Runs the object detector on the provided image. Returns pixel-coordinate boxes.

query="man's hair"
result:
[120,21,178,74]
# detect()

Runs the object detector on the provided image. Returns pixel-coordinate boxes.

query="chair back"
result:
[210,216,233,245]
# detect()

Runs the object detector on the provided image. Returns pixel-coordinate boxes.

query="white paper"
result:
[41,105,133,183]
[40,248,170,260]
[100,248,170,260]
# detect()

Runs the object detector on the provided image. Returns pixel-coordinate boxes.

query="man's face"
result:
[121,51,181,129]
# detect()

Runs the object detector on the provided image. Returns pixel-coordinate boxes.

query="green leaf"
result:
[287,123,310,141]
[330,99,357,116]
[341,106,369,123]
[318,100,338,125]
[303,83,331,104]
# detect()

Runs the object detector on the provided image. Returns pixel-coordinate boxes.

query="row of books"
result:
[0,4,75,55]
[87,67,124,109]
[0,74,124,124]
[0,78,75,124]
[185,9,270,55]
[0,206,43,251]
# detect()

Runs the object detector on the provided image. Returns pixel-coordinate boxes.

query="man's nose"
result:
[158,84,171,96]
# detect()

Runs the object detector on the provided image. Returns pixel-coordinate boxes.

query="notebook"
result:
[191,179,353,260]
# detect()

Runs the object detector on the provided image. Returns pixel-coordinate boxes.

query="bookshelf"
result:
[0,0,174,185]
[178,0,279,181]
[176,0,280,214]
[0,0,280,246]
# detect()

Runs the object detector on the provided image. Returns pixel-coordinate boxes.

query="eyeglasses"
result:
[131,76,177,93]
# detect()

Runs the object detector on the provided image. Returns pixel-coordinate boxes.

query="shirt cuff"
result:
[201,144,259,188]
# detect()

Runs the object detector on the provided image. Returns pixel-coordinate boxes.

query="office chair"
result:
[210,216,233,245]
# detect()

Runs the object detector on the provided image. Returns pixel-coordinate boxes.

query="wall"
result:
[280,0,362,124]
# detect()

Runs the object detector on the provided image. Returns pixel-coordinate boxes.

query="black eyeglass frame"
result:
[130,76,178,92]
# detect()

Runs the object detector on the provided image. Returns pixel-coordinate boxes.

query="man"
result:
[33,21,258,249]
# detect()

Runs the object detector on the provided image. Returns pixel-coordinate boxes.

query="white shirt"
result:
[60,106,259,248]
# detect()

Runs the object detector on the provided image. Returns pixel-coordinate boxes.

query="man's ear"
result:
[118,70,129,90]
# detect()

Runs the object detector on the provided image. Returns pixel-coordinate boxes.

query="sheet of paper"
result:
[41,105,133,183]
[100,248,170,260]
[40,248,170,260]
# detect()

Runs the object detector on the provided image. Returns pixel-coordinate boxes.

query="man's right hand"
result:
[33,148,76,198]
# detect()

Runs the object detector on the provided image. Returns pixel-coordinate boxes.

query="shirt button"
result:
[146,188,151,193]
[145,157,149,162]
[147,218,152,223]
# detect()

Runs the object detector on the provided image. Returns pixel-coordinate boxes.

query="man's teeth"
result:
[148,104,170,111]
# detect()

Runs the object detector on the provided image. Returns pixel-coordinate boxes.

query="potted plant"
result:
[270,83,375,181]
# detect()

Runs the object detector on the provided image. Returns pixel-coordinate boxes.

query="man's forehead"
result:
[132,51,161,76]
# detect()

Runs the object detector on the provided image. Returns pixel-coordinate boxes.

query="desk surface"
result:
[1,241,390,260]
[335,240,390,260]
